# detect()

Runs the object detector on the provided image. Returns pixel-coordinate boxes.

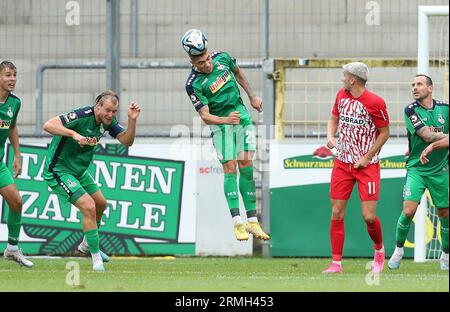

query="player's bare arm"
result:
[416,126,448,143]
[232,65,262,112]
[43,116,88,147]
[354,126,390,169]
[198,105,240,125]
[420,136,449,164]
[8,124,21,178]
[326,115,338,149]
[116,102,141,146]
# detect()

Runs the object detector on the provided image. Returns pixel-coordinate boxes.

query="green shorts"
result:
[403,172,449,208]
[44,170,99,204]
[211,123,256,164]
[0,162,14,189]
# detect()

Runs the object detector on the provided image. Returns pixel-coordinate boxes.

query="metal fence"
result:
[277,60,448,139]
[0,0,448,136]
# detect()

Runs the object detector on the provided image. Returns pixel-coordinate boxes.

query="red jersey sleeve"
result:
[367,98,389,128]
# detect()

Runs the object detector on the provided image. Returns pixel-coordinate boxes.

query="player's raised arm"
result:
[116,102,141,146]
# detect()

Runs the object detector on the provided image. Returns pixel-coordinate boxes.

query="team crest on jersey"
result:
[7,107,13,118]
[403,185,411,198]
[67,179,77,188]
[216,62,225,70]
[438,114,445,124]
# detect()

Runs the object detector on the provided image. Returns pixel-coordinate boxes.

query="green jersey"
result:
[185,51,252,125]
[404,99,449,175]
[0,93,21,162]
[43,106,124,178]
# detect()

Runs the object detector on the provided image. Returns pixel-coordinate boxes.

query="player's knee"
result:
[238,159,253,168]
[7,196,23,212]
[82,202,97,220]
[362,213,375,223]
[96,198,107,211]
[331,207,344,219]
[223,161,238,174]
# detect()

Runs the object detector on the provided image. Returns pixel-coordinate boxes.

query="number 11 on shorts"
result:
[368,181,376,196]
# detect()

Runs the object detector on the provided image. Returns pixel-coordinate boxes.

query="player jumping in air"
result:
[183,29,269,242]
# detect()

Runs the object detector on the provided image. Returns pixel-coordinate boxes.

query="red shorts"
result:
[330,158,380,201]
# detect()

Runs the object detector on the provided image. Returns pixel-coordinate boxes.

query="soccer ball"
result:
[181,29,208,56]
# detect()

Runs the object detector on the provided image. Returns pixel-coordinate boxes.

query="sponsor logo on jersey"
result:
[438,113,445,124]
[209,71,231,94]
[339,114,365,126]
[428,125,444,133]
[85,137,98,146]
[0,120,12,129]
[409,114,423,128]
[7,107,13,118]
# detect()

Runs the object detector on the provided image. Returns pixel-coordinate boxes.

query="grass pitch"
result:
[0,256,447,292]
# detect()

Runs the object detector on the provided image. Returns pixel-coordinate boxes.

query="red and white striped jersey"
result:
[332,88,389,164]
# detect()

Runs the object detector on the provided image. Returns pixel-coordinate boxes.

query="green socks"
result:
[224,167,257,219]
[84,229,100,254]
[396,212,413,248]
[239,166,257,218]
[7,210,22,245]
[224,173,240,217]
[440,217,449,253]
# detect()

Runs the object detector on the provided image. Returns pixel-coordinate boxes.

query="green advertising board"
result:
[270,143,441,258]
[1,144,195,256]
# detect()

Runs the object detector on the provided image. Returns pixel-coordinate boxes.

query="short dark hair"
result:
[415,74,433,86]
[189,50,208,61]
[0,60,17,72]
[94,90,119,106]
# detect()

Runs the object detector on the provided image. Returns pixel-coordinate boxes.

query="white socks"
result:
[7,244,18,252]
[233,216,259,224]
[232,216,243,225]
